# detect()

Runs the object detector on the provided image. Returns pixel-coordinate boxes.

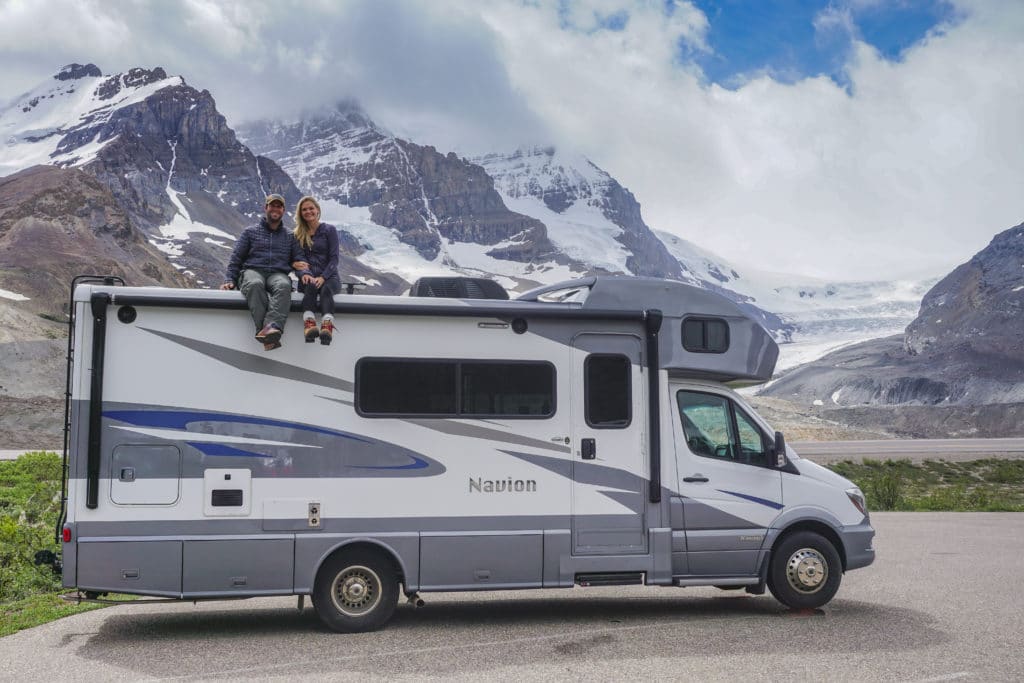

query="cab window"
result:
[677,390,769,466]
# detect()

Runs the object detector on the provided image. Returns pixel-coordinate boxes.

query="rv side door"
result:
[570,333,647,555]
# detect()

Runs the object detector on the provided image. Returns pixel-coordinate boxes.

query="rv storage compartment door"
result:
[182,539,294,596]
[110,445,181,505]
[420,533,542,589]
[77,540,182,597]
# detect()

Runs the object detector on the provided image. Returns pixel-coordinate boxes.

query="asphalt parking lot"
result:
[2,512,1023,681]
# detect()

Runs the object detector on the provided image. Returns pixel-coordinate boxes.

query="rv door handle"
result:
[683,474,709,483]
[581,438,596,460]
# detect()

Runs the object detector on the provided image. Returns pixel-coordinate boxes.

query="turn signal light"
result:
[62,526,72,543]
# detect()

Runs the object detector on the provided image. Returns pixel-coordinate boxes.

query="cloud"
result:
[474,0,1024,280]
[0,0,1020,281]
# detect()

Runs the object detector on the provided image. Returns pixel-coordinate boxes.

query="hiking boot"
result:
[257,323,282,344]
[320,319,334,346]
[263,341,282,351]
[303,318,319,343]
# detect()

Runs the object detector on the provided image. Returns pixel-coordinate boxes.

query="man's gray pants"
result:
[239,269,292,332]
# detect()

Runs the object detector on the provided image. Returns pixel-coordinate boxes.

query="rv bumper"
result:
[840,520,875,570]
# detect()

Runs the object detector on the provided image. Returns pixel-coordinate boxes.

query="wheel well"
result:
[316,541,406,586]
[773,521,847,571]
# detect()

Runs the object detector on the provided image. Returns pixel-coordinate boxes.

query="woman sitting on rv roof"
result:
[292,195,342,346]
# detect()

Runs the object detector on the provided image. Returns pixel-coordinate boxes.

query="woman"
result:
[292,195,341,345]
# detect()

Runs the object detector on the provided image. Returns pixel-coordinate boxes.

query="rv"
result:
[52,275,874,632]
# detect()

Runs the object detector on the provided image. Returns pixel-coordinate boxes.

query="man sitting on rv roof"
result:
[220,194,307,351]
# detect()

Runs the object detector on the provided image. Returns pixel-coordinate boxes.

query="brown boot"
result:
[263,341,282,351]
[320,319,334,346]
[303,318,319,343]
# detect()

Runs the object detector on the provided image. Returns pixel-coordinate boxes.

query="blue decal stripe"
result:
[352,456,430,470]
[187,442,274,459]
[717,489,784,510]
[104,410,373,444]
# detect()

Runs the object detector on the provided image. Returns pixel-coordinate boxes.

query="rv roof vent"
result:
[410,277,509,300]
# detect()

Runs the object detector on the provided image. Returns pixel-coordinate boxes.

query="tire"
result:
[312,548,399,633]
[767,531,842,609]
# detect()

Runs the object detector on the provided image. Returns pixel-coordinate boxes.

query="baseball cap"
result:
[265,193,286,206]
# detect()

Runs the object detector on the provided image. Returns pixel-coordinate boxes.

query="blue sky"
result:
[687,0,962,88]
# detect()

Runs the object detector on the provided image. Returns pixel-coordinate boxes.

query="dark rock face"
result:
[97,67,168,100]
[0,165,188,318]
[905,223,1024,360]
[762,224,1024,408]
[44,70,301,285]
[55,63,102,80]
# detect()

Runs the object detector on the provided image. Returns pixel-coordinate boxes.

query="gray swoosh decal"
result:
[139,327,353,392]
[410,420,572,454]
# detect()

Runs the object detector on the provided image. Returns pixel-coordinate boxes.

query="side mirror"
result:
[773,431,787,468]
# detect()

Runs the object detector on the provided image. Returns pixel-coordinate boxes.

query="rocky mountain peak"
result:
[55,63,102,80]
[97,66,171,100]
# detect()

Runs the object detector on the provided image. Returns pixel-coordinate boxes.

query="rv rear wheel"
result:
[313,548,398,633]
[767,531,842,610]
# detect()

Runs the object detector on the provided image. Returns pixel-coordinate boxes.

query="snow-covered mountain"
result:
[0,63,298,285]
[238,104,582,292]
[1,66,932,359]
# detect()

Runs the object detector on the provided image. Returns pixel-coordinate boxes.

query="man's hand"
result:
[293,261,309,271]
[220,282,235,290]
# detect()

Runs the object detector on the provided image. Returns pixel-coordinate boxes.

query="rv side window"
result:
[585,354,631,428]
[460,362,554,417]
[676,390,770,466]
[677,391,735,460]
[734,406,769,466]
[681,317,729,353]
[357,359,554,418]
[358,360,457,415]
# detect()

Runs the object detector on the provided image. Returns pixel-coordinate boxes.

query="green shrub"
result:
[0,452,63,603]
[864,470,904,511]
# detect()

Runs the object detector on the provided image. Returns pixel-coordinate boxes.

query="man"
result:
[221,194,306,351]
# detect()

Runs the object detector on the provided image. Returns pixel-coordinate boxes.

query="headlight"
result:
[846,487,868,517]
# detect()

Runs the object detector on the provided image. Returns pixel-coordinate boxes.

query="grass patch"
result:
[0,593,109,638]
[827,458,1024,511]
[0,451,81,636]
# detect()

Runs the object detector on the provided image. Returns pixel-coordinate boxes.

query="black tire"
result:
[767,531,842,609]
[312,548,399,633]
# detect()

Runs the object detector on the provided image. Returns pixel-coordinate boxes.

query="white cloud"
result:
[474,0,1024,280]
[0,0,1020,281]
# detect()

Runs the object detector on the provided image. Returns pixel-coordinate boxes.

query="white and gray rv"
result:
[51,275,874,632]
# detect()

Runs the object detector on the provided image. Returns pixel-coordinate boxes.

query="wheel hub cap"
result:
[331,565,381,616]
[786,548,827,594]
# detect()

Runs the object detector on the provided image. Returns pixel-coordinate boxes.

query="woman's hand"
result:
[301,274,314,285]
[314,276,325,289]
[293,261,309,271]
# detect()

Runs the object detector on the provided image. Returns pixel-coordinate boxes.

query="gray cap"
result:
[265,193,286,206]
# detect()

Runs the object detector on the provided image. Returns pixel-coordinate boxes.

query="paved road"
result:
[2,513,1023,681]
[791,438,1024,463]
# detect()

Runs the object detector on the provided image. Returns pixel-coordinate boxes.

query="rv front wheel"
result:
[767,531,842,610]
[313,548,398,633]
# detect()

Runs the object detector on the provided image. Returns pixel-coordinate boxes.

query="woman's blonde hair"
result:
[292,195,321,249]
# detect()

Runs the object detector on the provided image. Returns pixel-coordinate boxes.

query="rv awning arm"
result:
[86,292,111,509]
[645,309,663,503]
